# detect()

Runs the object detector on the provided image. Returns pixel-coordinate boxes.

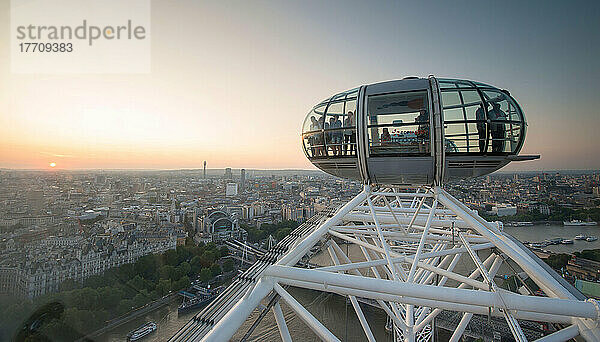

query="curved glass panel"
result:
[480,90,523,153]
[302,105,326,134]
[302,91,358,158]
[302,104,326,158]
[343,99,357,156]
[324,101,344,156]
[442,88,486,153]
[441,82,525,154]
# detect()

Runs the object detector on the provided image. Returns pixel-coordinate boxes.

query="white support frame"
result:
[199,185,600,342]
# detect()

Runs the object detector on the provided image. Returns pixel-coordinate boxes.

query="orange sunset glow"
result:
[0,2,599,171]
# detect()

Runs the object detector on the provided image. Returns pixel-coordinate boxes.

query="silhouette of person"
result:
[475,104,487,152]
[343,111,356,156]
[308,116,319,157]
[488,102,507,152]
[381,128,392,144]
[330,115,343,155]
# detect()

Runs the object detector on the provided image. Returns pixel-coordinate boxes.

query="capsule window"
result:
[481,90,523,153]
[367,90,430,156]
[442,88,487,154]
[302,95,358,158]
[442,86,523,154]
[302,104,326,158]
[342,99,357,156]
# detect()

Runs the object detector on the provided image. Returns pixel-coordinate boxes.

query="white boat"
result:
[564,220,598,226]
[586,236,598,242]
[127,322,157,341]
[561,239,574,245]
[574,234,587,240]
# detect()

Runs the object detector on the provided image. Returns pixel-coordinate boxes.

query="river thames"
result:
[98,224,599,342]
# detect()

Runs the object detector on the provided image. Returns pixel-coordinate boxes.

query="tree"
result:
[133,291,150,308]
[77,287,100,311]
[275,228,292,241]
[127,275,147,293]
[210,264,222,277]
[172,276,190,292]
[98,286,122,312]
[223,259,235,273]
[190,256,203,275]
[117,299,135,315]
[575,249,600,262]
[156,279,172,296]
[177,261,191,278]
[545,254,571,269]
[59,279,78,292]
[159,265,177,280]
[199,268,212,283]
[202,250,217,265]
[164,249,179,266]
[135,255,158,280]
[176,246,192,264]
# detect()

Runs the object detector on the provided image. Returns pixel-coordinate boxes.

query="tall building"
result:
[193,208,199,232]
[224,167,232,179]
[226,183,238,197]
[203,161,207,179]
[240,169,246,192]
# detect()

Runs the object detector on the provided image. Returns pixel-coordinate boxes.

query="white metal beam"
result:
[273,302,292,342]
[273,283,341,342]
[327,243,376,342]
[533,325,579,342]
[264,266,599,319]
[201,278,274,342]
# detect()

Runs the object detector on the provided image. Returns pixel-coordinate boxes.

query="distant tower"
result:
[225,167,232,180]
[240,169,246,192]
[203,161,207,179]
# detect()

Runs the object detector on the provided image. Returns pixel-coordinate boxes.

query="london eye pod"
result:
[301,76,539,185]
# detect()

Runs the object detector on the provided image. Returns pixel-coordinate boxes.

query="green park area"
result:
[242,219,300,243]
[0,240,234,341]
[482,206,600,223]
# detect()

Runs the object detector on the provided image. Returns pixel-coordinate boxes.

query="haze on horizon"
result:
[1,0,599,171]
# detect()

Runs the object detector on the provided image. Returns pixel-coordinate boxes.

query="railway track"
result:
[169,206,339,341]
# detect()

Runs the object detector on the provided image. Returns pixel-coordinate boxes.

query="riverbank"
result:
[78,292,179,341]
[504,224,600,253]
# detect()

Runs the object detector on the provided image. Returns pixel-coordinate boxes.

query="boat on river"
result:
[564,219,598,226]
[127,321,156,341]
[178,294,215,313]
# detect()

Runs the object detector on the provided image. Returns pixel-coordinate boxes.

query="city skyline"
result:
[1,1,599,171]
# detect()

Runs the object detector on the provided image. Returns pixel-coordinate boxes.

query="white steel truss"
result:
[201,185,600,342]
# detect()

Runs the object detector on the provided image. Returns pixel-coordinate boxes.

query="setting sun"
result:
[49,162,56,168]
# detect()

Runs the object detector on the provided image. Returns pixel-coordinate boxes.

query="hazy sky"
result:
[1,0,599,170]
